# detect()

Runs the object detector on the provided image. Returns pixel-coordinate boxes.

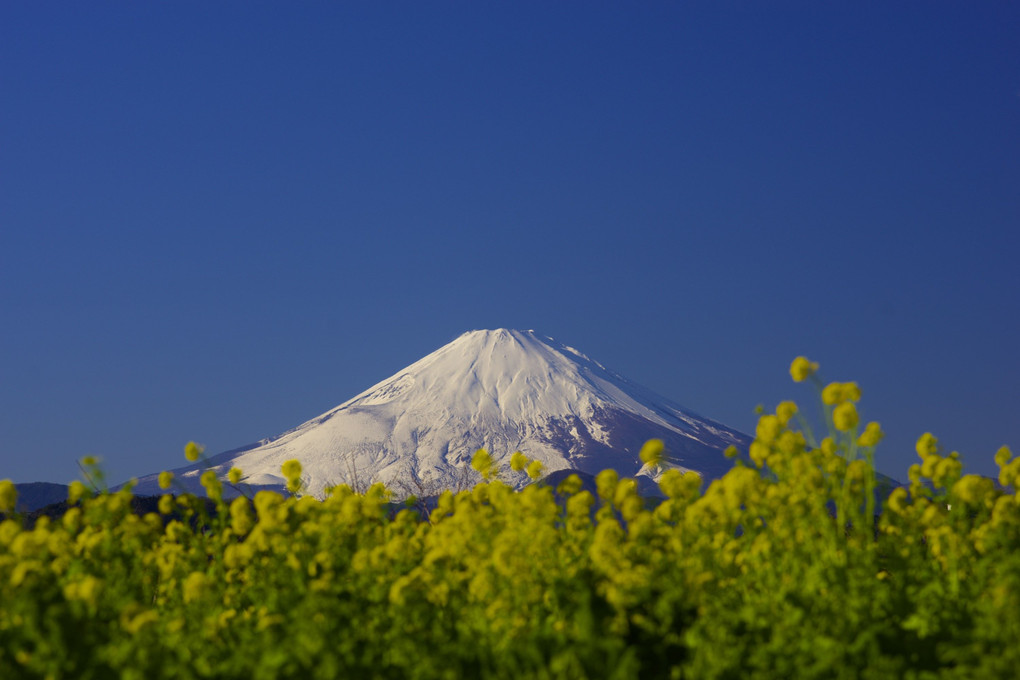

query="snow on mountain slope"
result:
[131,329,750,498]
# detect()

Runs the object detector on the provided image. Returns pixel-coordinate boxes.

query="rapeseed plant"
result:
[1,360,1017,679]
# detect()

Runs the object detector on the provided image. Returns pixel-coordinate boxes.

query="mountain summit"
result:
[132,330,749,497]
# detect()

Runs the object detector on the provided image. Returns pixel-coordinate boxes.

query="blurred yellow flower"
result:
[776,401,798,426]
[228,467,243,485]
[200,470,222,502]
[64,575,102,606]
[833,402,858,432]
[158,471,174,490]
[184,442,204,462]
[887,487,908,514]
[749,441,769,467]
[857,422,884,448]
[916,432,938,459]
[510,451,528,472]
[639,439,665,467]
[68,480,87,504]
[822,382,861,406]
[821,383,842,405]
[281,459,302,481]
[183,571,209,603]
[756,415,781,443]
[846,460,869,483]
[230,497,254,535]
[0,480,17,514]
[470,449,493,478]
[952,474,995,506]
[995,445,1012,468]
[557,474,582,496]
[122,608,159,635]
[595,469,618,499]
[789,356,818,382]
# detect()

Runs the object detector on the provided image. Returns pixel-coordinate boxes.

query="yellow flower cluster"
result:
[0,361,1017,679]
[856,422,884,448]
[911,432,963,490]
[638,438,665,467]
[184,441,204,462]
[0,480,17,514]
[789,356,819,382]
[821,381,861,405]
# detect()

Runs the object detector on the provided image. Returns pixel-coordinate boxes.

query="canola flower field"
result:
[1,359,1019,679]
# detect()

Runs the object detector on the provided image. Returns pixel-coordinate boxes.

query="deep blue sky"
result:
[2,2,1017,485]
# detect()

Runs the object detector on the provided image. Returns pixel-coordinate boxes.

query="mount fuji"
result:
[131,330,750,498]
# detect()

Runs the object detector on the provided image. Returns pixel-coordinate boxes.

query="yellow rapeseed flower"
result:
[183,571,209,603]
[887,487,909,515]
[158,471,174,490]
[776,401,798,426]
[639,439,665,467]
[952,475,995,507]
[933,456,962,489]
[916,432,939,459]
[68,480,87,504]
[755,415,782,443]
[749,441,769,468]
[0,480,17,514]
[857,422,884,448]
[612,478,638,508]
[995,445,1012,468]
[557,474,583,496]
[526,460,543,480]
[62,507,82,532]
[228,467,243,485]
[230,497,254,535]
[821,382,843,405]
[998,458,1020,488]
[184,442,204,462]
[282,460,303,494]
[658,469,685,499]
[789,356,818,382]
[510,451,528,473]
[776,430,806,457]
[595,469,618,500]
[846,460,868,483]
[64,575,103,606]
[659,469,701,501]
[200,469,222,502]
[122,608,159,635]
[833,402,859,432]
[281,459,302,481]
[470,449,493,478]
[822,382,861,406]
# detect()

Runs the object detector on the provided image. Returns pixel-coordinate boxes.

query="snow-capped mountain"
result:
[131,329,750,498]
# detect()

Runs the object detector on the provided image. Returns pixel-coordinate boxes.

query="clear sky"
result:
[2,2,1017,485]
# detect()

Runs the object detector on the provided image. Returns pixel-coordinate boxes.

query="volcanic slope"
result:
[132,329,750,497]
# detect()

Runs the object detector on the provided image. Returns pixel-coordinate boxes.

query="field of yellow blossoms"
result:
[2,359,1018,679]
